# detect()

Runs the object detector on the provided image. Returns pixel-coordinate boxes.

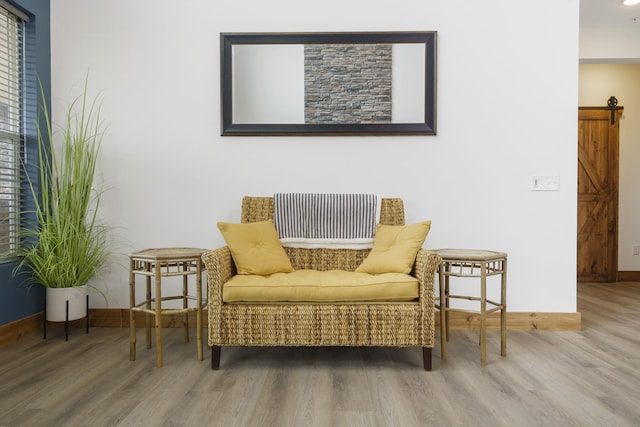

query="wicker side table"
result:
[129,247,206,367]
[435,249,507,365]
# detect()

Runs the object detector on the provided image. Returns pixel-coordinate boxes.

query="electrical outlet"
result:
[632,244,640,256]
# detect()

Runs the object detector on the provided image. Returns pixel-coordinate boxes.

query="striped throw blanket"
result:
[274,193,381,249]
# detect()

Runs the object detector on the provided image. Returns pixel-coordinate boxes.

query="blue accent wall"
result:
[0,0,50,326]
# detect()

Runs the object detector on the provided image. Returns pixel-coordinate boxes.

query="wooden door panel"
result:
[577,143,606,194]
[577,108,621,282]
[577,166,598,195]
[577,197,604,236]
[577,198,608,280]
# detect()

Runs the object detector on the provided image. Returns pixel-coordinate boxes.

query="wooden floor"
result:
[1,282,640,426]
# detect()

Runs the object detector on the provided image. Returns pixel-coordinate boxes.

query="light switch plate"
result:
[531,175,560,191]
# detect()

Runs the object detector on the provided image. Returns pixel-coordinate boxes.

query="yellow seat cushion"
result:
[356,221,432,274]
[217,220,294,275]
[222,270,419,303]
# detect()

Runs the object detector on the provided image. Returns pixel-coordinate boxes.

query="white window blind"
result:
[0,6,24,256]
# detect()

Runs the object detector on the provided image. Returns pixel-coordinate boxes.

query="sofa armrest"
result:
[202,247,235,310]
[203,247,235,347]
[413,249,441,318]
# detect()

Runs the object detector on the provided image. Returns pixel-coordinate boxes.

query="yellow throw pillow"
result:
[355,221,432,274]
[217,220,294,275]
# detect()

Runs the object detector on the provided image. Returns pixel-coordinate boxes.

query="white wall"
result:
[233,44,304,124]
[580,27,640,63]
[50,0,580,312]
[392,43,425,123]
[579,0,640,63]
[579,64,640,271]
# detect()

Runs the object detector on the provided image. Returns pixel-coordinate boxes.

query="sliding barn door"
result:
[577,107,622,282]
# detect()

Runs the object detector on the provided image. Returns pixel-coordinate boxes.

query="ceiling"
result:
[580,0,640,29]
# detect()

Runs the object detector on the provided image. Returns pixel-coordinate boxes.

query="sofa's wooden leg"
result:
[423,347,432,371]
[211,346,221,370]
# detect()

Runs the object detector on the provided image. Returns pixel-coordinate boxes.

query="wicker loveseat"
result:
[202,196,441,370]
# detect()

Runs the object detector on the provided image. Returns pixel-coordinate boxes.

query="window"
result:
[0,6,24,256]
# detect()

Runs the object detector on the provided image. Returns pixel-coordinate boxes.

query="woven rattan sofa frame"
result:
[202,196,441,370]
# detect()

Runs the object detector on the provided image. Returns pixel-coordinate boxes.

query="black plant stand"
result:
[43,295,89,341]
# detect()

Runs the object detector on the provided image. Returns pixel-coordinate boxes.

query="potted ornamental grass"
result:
[13,82,110,321]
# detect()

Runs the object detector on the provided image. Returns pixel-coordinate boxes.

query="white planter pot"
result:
[46,286,88,322]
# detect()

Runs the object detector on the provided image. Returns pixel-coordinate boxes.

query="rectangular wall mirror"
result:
[220,32,437,136]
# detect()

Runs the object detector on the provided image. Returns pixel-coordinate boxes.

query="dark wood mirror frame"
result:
[220,31,437,136]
